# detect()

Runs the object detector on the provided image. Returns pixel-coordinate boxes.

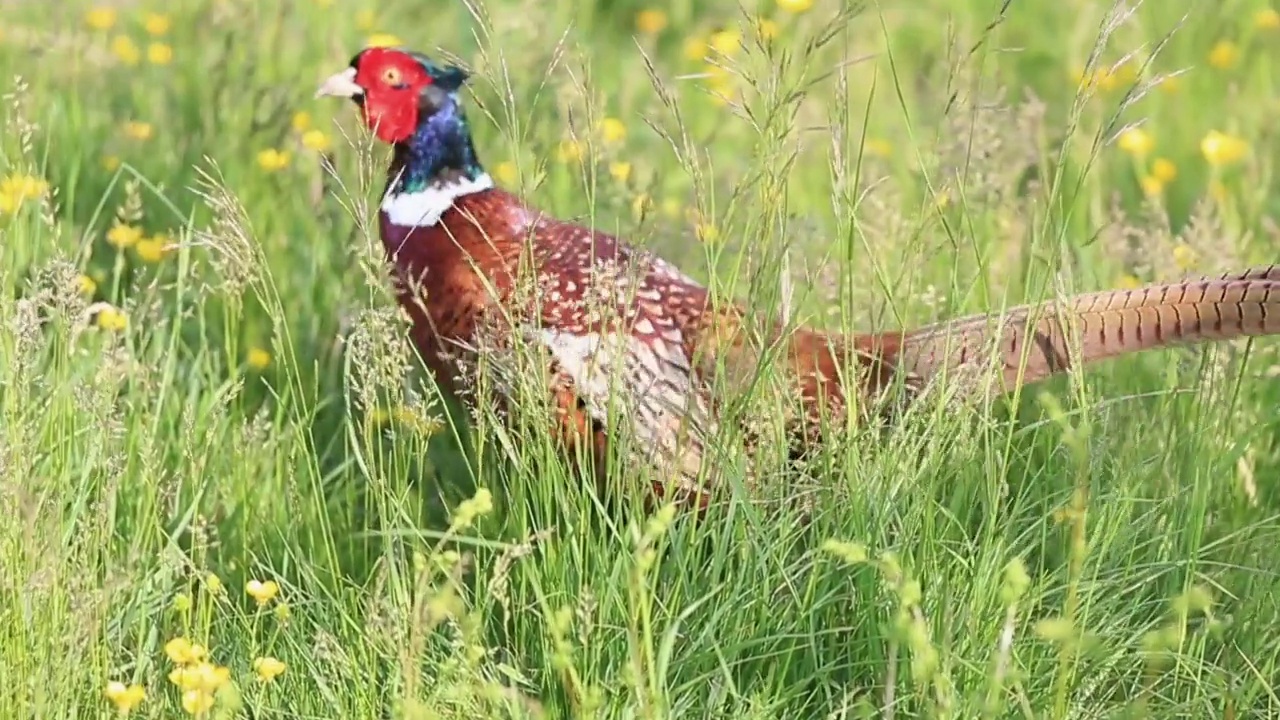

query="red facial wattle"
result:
[351,48,433,144]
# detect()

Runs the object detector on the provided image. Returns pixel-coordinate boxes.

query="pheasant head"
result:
[316,47,492,227]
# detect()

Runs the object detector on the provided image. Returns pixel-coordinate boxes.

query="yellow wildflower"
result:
[708,28,741,56]
[0,173,49,214]
[85,7,117,30]
[104,681,146,714]
[168,662,230,693]
[246,347,272,371]
[147,43,173,65]
[246,579,279,605]
[1172,243,1198,271]
[661,197,682,218]
[301,129,331,152]
[355,9,376,30]
[1208,40,1239,70]
[257,148,290,172]
[609,161,632,183]
[776,0,814,13]
[1139,175,1164,197]
[865,138,892,158]
[253,656,287,682]
[135,235,170,263]
[122,121,153,140]
[494,160,518,185]
[1200,130,1247,167]
[755,17,780,41]
[96,306,129,331]
[291,111,312,132]
[181,690,215,715]
[163,637,208,665]
[600,117,627,144]
[635,9,668,35]
[683,35,709,61]
[1117,127,1153,156]
[106,222,143,249]
[143,13,172,36]
[205,573,225,595]
[555,140,583,164]
[77,274,97,295]
[102,155,122,171]
[366,33,402,48]
[1157,74,1182,93]
[1151,157,1177,183]
[1257,8,1280,30]
[1116,274,1142,290]
[110,35,140,65]
[695,221,719,243]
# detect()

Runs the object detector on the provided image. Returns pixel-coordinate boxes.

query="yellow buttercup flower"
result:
[865,138,892,158]
[253,656,287,682]
[110,35,141,65]
[1139,175,1164,197]
[144,12,172,36]
[493,160,517,185]
[683,35,709,61]
[366,33,402,48]
[1151,157,1177,183]
[0,173,49,214]
[635,9,668,35]
[776,0,814,13]
[291,111,312,132]
[77,274,98,295]
[246,579,279,605]
[147,43,173,65]
[755,17,780,41]
[135,235,171,263]
[257,148,290,172]
[1116,274,1142,290]
[163,637,208,665]
[600,117,627,144]
[1200,130,1247,167]
[556,139,584,164]
[609,161,632,183]
[102,155,122,171]
[1208,40,1239,70]
[96,306,129,331]
[1116,127,1153,156]
[246,347,272,370]
[85,7,117,30]
[1172,243,1198,271]
[355,9,376,30]
[104,681,146,715]
[106,222,143,249]
[708,28,741,56]
[1257,8,1280,30]
[122,121,153,140]
[168,662,230,693]
[181,689,215,715]
[301,129,331,152]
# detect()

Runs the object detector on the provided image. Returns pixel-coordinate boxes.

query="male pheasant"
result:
[317,47,1280,509]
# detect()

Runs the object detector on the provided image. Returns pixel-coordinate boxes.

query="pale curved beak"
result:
[315,67,363,100]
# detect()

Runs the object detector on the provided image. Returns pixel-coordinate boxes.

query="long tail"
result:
[881,265,1280,395]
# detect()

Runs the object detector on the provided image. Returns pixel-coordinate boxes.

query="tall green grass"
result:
[2,0,1279,717]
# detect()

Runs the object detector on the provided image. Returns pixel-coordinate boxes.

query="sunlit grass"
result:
[2,0,1280,717]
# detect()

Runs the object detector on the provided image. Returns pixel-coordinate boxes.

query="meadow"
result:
[2,0,1280,717]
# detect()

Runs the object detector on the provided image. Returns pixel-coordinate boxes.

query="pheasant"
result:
[316,47,1280,509]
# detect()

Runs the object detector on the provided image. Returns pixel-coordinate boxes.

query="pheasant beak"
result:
[315,67,363,100]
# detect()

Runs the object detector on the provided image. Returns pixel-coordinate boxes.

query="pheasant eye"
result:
[381,67,403,86]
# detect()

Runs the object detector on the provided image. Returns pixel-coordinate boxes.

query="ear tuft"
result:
[435,65,469,92]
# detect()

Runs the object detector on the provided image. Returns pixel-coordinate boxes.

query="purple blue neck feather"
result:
[390,94,486,196]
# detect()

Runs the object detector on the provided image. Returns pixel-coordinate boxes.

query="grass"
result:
[2,0,1280,717]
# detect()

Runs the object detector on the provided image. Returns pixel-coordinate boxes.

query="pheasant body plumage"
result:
[320,47,1280,509]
